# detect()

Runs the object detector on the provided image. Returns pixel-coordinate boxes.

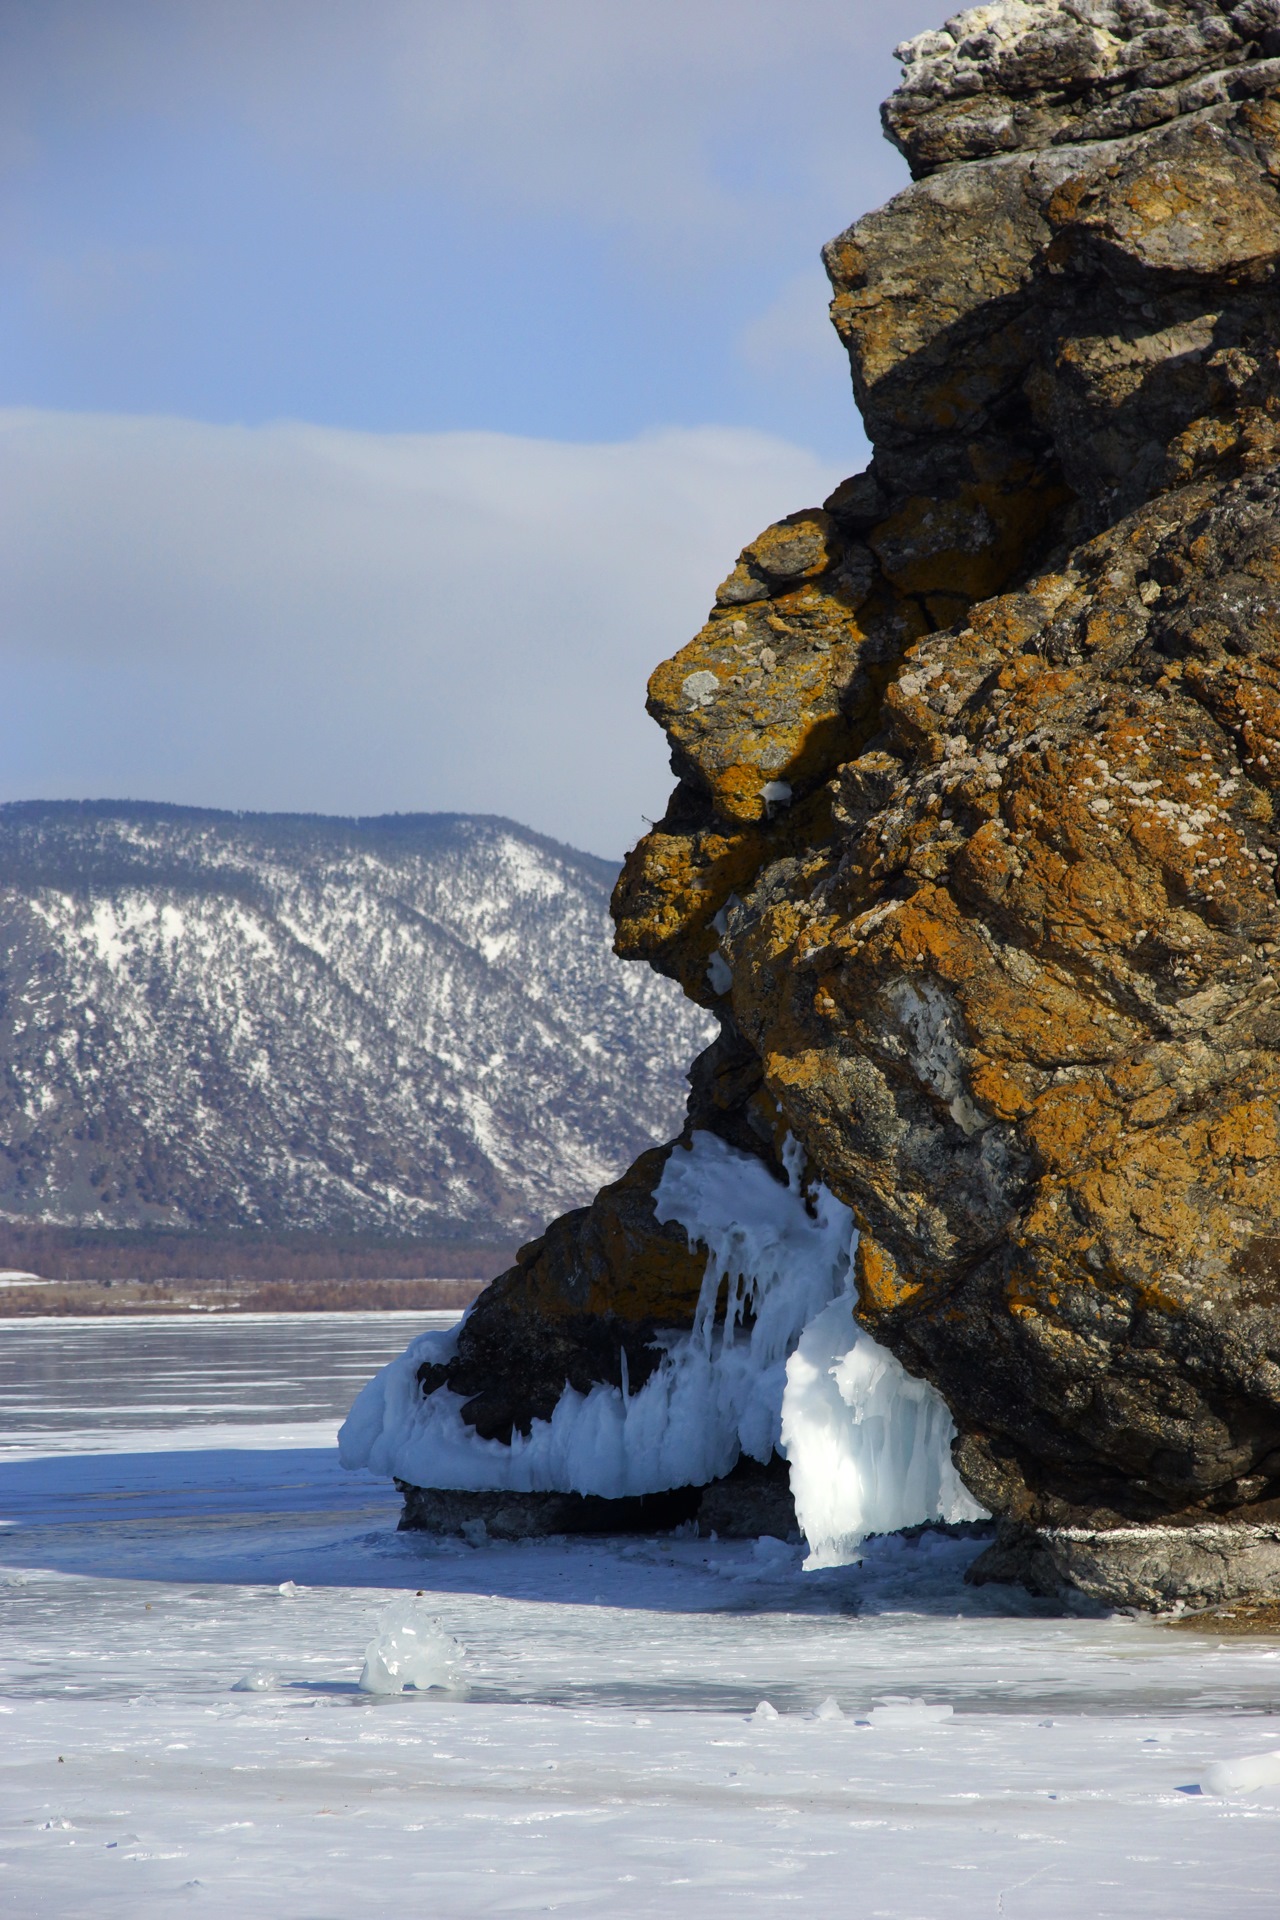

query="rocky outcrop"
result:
[405,1,1280,1603]
[883,0,1280,178]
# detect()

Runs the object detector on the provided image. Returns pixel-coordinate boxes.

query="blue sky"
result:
[0,0,939,856]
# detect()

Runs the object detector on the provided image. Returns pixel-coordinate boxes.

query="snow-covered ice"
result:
[4,1310,1280,1916]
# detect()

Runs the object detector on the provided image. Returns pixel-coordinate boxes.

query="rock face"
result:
[411,2,1280,1602]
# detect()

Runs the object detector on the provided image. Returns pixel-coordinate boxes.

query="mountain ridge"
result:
[0,801,712,1252]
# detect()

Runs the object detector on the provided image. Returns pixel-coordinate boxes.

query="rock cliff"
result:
[404,0,1280,1605]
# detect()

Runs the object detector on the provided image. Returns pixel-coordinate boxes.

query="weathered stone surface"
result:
[401,3,1280,1600]
[422,1145,708,1444]
[968,1517,1280,1607]
[723,468,1280,1536]
[397,1482,702,1540]
[694,1455,802,1543]
[397,1454,801,1542]
[884,0,1280,179]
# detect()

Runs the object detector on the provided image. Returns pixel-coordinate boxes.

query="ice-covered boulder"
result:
[349,1,1280,1606]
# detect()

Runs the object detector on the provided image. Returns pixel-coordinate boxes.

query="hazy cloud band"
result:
[0,409,848,856]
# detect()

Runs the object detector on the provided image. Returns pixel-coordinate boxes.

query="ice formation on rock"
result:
[341,1130,979,1561]
[354,0,1280,1611]
[781,1295,983,1570]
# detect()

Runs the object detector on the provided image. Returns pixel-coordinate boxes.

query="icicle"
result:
[339,1128,985,1565]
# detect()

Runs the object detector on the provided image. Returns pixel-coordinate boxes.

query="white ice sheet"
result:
[3,1312,1280,1918]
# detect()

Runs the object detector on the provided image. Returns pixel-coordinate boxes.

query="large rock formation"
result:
[402,0,1280,1604]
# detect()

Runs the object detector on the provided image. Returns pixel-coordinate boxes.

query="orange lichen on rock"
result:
[420,2,1280,1594]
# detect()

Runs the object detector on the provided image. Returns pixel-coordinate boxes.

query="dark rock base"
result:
[967,1519,1280,1611]
[396,1483,701,1539]
[693,1456,801,1541]
[397,1453,801,1543]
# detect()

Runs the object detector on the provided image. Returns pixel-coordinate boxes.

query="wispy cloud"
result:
[0,408,850,856]
[0,1,942,446]
[2,1,937,243]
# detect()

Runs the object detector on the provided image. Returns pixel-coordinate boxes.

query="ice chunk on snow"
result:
[358,1600,464,1696]
[338,1129,984,1567]
[780,1295,983,1569]
[1202,1748,1280,1795]
[814,1696,844,1721]
[231,1669,277,1693]
[752,1700,780,1723]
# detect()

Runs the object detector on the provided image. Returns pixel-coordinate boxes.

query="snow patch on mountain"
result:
[0,802,714,1241]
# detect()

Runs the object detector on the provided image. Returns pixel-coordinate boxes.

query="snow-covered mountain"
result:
[0,803,714,1244]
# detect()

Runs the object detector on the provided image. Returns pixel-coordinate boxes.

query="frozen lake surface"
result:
[3,1313,1280,1916]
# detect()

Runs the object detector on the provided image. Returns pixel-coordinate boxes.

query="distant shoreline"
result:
[0,1274,486,1317]
[0,1228,507,1316]
[0,1224,510,1279]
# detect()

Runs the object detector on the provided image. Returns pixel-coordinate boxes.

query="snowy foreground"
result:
[3,1316,1280,1917]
